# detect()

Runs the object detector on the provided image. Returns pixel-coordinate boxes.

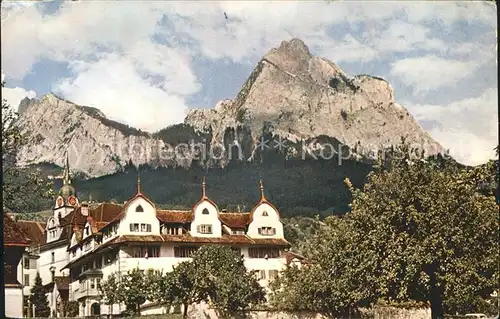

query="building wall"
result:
[17,254,39,295]
[39,244,70,285]
[118,197,160,235]
[247,202,284,239]
[190,200,222,237]
[5,286,24,318]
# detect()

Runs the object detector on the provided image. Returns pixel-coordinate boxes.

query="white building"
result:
[17,157,300,317]
[4,212,31,318]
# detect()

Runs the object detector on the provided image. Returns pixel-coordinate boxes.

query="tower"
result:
[53,152,79,220]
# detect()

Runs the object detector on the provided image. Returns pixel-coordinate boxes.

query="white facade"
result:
[6,287,24,318]
[38,244,70,285]
[17,177,297,317]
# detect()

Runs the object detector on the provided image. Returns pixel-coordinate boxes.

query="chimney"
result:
[81,202,89,216]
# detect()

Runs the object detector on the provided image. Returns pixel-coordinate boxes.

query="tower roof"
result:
[58,151,76,197]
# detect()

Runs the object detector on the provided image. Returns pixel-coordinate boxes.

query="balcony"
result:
[74,287,101,301]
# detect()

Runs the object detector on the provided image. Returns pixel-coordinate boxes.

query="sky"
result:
[1,0,497,166]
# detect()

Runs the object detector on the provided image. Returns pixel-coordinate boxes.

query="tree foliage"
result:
[29,272,50,317]
[131,245,265,318]
[100,272,120,314]
[191,245,266,317]
[2,81,54,212]
[272,143,499,318]
[117,267,149,315]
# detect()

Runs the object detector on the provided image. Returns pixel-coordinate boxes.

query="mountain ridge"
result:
[15,38,445,178]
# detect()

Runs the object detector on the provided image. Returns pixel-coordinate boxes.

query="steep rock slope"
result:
[16,38,444,177]
[185,38,444,162]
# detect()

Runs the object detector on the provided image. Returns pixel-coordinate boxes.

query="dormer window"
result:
[202,208,209,215]
[262,211,268,216]
[197,224,212,234]
[258,227,276,236]
[136,205,144,212]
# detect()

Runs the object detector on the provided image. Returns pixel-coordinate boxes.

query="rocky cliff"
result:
[16,38,445,177]
[185,38,444,164]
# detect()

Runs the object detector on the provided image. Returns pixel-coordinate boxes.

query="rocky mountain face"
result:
[16,38,444,178]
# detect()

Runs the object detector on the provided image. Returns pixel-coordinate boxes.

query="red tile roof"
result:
[284,251,307,265]
[3,213,30,246]
[218,212,251,228]
[17,220,46,246]
[156,210,193,223]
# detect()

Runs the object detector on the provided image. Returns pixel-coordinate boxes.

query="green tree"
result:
[100,272,121,315]
[272,143,498,318]
[2,81,54,212]
[343,144,498,318]
[270,216,376,317]
[168,261,208,319]
[64,301,79,317]
[117,267,149,315]
[29,272,50,317]
[145,269,166,305]
[192,245,266,317]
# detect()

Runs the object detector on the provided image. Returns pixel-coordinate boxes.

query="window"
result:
[95,258,102,269]
[85,226,90,236]
[132,246,146,258]
[197,224,212,234]
[96,279,101,290]
[232,229,245,235]
[131,246,160,258]
[51,270,55,282]
[72,250,76,257]
[202,208,209,215]
[84,241,92,251]
[165,227,182,235]
[24,274,30,286]
[140,223,152,232]
[51,252,55,263]
[136,205,144,212]
[262,211,268,216]
[230,247,241,255]
[129,223,139,232]
[269,269,279,280]
[79,279,86,292]
[248,247,280,258]
[174,246,198,258]
[23,257,29,269]
[257,270,266,280]
[258,227,276,236]
[147,246,160,258]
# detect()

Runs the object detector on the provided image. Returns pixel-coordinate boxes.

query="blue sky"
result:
[1,0,497,165]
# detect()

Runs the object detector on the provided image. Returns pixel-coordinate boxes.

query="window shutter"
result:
[258,228,262,235]
[196,225,200,233]
[147,224,151,232]
[272,228,276,235]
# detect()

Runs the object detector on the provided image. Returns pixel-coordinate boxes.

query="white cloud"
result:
[54,54,190,132]
[1,80,37,110]
[405,88,498,166]
[1,1,200,131]
[391,56,478,94]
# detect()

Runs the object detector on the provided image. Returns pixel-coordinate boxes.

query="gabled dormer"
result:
[45,216,62,243]
[118,175,160,235]
[247,180,284,239]
[190,177,221,237]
